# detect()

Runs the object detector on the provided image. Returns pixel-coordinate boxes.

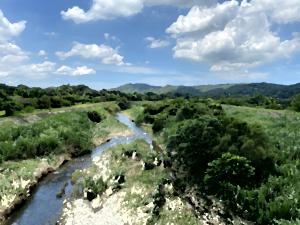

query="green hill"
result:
[113,82,300,99]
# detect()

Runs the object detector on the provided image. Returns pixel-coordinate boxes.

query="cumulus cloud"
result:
[0,11,29,78]
[0,43,29,64]
[145,37,170,48]
[245,0,300,24]
[56,65,96,76]
[25,61,56,76]
[166,1,239,35]
[56,42,126,66]
[61,0,216,23]
[0,10,26,42]
[61,0,144,23]
[167,0,300,73]
[0,10,96,80]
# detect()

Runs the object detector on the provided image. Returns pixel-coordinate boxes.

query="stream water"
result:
[5,113,152,225]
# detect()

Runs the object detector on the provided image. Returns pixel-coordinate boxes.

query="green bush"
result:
[204,153,255,195]
[87,111,102,123]
[117,97,130,110]
[84,177,107,197]
[0,111,94,161]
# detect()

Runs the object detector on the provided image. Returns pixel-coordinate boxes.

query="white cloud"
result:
[61,0,144,23]
[0,10,26,42]
[38,50,47,56]
[61,0,216,23]
[167,0,300,73]
[166,1,239,35]
[0,11,29,78]
[1,61,57,79]
[56,65,96,76]
[245,0,300,24]
[56,42,126,66]
[144,0,217,8]
[0,42,29,64]
[145,37,170,48]
[26,61,56,76]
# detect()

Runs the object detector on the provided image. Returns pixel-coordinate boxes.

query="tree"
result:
[0,90,22,116]
[0,90,8,110]
[291,93,300,112]
[2,100,22,116]
[38,95,51,109]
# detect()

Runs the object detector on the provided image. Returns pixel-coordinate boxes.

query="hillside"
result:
[112,83,234,95]
[114,83,300,99]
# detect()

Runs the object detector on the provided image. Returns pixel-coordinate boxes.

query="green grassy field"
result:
[224,105,300,161]
[0,102,119,125]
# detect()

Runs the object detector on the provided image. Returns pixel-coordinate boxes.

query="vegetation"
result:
[0,83,162,117]
[2,82,300,224]
[0,111,94,163]
[130,98,300,224]
[114,82,300,100]
[291,93,300,112]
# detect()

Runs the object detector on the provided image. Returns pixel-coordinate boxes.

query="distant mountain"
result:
[113,83,234,95]
[113,83,300,99]
[112,83,162,94]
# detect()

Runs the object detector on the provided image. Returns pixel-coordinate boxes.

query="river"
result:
[5,113,152,225]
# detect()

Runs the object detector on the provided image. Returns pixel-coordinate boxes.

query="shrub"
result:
[0,111,94,161]
[84,177,107,201]
[204,153,255,195]
[117,97,130,110]
[87,111,102,123]
[152,116,166,133]
[38,95,51,109]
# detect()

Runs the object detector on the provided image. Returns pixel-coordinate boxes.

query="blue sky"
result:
[0,0,300,89]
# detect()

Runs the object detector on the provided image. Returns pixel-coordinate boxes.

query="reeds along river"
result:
[5,113,153,225]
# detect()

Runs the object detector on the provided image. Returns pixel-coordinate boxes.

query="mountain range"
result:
[113,83,300,99]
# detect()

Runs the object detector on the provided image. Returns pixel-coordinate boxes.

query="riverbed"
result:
[4,113,152,225]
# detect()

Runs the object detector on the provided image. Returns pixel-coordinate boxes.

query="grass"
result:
[158,205,203,225]
[224,105,300,160]
[0,102,118,125]
[124,104,144,120]
[223,105,300,224]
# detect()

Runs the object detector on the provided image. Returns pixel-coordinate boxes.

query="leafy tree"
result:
[38,95,51,109]
[2,100,22,116]
[291,93,300,112]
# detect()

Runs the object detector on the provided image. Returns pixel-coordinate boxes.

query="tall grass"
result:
[0,111,94,163]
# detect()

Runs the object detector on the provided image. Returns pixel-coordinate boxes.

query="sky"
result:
[1,0,300,89]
